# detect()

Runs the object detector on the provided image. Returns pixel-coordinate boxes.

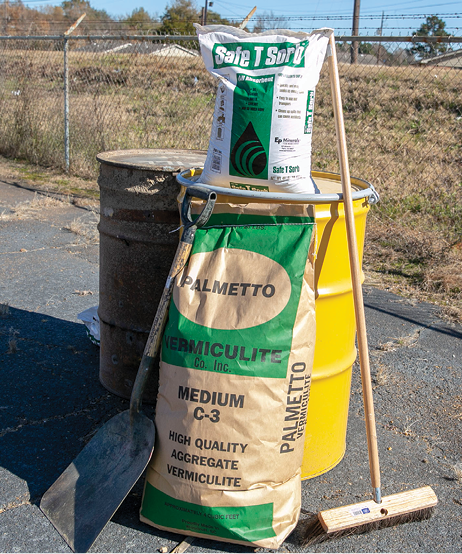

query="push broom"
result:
[302,33,437,545]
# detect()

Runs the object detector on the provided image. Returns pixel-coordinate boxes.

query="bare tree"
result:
[252,11,289,33]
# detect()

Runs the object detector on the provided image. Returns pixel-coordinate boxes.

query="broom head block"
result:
[319,486,438,534]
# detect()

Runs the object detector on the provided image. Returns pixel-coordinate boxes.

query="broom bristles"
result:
[303,487,438,546]
[302,505,435,546]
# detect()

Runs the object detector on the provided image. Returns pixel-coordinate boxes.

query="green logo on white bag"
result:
[230,122,267,178]
[212,41,308,70]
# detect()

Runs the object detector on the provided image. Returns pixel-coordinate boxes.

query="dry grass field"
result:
[312,62,462,322]
[0,48,461,320]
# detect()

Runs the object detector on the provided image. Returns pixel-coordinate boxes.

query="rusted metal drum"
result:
[97,149,207,401]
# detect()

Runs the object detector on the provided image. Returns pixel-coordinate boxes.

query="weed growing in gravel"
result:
[7,327,19,353]
[2,193,68,221]
[64,213,99,244]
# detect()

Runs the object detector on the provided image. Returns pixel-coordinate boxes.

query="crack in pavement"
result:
[0,495,31,515]
[0,395,114,438]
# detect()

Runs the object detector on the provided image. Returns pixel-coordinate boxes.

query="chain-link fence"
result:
[0,33,461,193]
[1,32,461,315]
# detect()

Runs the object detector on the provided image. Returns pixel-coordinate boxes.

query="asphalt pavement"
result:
[0,176,461,553]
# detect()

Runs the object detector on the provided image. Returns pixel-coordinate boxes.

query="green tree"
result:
[60,0,115,33]
[358,42,374,55]
[205,9,230,25]
[123,7,158,32]
[410,15,449,58]
[159,0,199,35]
[61,0,107,20]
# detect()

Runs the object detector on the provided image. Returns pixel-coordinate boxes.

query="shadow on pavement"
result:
[0,306,124,503]
[364,300,462,340]
[0,306,187,551]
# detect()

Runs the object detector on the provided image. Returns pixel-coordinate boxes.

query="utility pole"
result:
[376,11,384,64]
[351,0,360,64]
[3,0,9,35]
[203,0,208,25]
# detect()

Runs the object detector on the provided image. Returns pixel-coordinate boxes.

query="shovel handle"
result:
[129,186,217,416]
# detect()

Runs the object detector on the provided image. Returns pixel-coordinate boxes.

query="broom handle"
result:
[327,33,382,504]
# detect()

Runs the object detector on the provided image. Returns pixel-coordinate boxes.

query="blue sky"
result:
[21,0,462,35]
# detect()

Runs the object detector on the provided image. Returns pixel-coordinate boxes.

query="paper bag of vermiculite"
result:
[195,24,332,194]
[140,201,316,548]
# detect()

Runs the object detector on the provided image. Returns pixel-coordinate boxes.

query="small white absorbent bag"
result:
[195,24,332,194]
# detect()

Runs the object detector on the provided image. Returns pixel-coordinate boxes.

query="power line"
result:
[264,12,454,20]
[5,13,460,21]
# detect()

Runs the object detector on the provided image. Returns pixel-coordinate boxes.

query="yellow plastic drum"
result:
[176,170,378,480]
[302,171,372,479]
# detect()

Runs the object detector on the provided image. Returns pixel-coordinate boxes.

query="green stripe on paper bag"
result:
[141,483,276,543]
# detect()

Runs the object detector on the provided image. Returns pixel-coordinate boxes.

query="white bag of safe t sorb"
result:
[195,24,332,194]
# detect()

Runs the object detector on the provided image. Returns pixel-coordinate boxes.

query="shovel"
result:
[40,185,217,553]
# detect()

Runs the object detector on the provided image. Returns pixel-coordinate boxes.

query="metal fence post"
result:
[63,14,87,173]
[63,35,69,173]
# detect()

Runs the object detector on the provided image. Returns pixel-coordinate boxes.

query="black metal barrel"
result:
[96,149,206,401]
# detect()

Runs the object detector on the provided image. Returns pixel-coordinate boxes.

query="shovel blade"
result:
[40,410,155,553]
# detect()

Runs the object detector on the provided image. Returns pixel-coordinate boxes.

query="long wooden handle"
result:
[327,33,381,500]
[129,239,193,417]
[129,186,217,418]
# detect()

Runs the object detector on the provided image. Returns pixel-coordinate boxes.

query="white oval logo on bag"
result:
[173,248,292,330]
